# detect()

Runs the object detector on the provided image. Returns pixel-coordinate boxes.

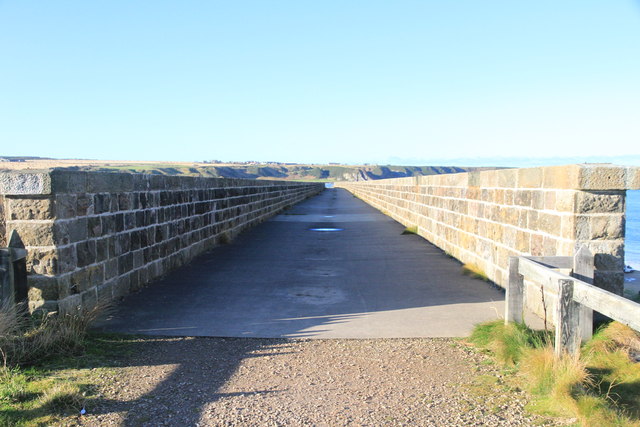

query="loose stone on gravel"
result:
[71,337,561,426]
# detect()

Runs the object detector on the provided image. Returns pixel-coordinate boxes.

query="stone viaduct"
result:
[337,164,640,318]
[0,170,323,312]
[1,164,639,316]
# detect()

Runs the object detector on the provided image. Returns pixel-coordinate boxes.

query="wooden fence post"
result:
[0,248,12,304]
[555,279,581,357]
[506,256,524,324]
[572,245,594,342]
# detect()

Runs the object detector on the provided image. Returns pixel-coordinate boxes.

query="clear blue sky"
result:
[1,1,639,166]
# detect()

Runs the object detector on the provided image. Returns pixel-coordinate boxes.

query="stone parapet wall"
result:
[337,165,640,300]
[0,170,324,312]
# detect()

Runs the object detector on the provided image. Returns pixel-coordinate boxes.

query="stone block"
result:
[54,194,77,218]
[87,216,102,238]
[527,210,538,231]
[576,191,624,214]
[514,190,532,207]
[538,213,561,235]
[478,170,499,188]
[555,191,576,212]
[124,212,136,229]
[517,167,542,188]
[87,264,104,287]
[544,191,556,210]
[28,275,59,300]
[578,240,624,269]
[578,165,626,190]
[594,271,624,295]
[76,240,97,267]
[542,236,558,256]
[115,233,131,256]
[70,269,93,293]
[9,222,54,246]
[57,294,82,315]
[93,193,111,214]
[56,244,77,273]
[467,171,481,187]
[118,193,131,211]
[133,249,144,269]
[497,169,518,189]
[0,171,50,197]
[130,230,141,250]
[56,275,72,299]
[530,191,544,210]
[54,218,88,245]
[96,280,115,302]
[26,248,57,275]
[77,194,93,216]
[590,215,624,240]
[129,270,142,291]
[560,216,576,240]
[594,253,624,271]
[118,253,133,275]
[101,215,116,235]
[0,197,5,247]
[81,288,98,311]
[50,170,88,193]
[627,166,640,189]
[95,237,109,262]
[8,197,54,220]
[104,258,119,280]
[135,211,145,228]
[542,165,581,189]
[85,172,133,193]
[515,230,530,253]
[575,215,590,240]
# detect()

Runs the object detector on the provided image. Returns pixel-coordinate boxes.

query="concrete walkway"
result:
[98,188,506,338]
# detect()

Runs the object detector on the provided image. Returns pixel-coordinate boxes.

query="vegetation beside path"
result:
[0,308,556,426]
[469,320,640,426]
[8,297,635,425]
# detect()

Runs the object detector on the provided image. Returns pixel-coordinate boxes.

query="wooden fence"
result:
[506,246,640,356]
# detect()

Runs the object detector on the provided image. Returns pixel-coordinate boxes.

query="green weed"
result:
[401,226,418,235]
[469,320,640,425]
[462,264,490,282]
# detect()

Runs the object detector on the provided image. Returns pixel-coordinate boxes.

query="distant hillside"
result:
[0,157,500,181]
[64,163,496,181]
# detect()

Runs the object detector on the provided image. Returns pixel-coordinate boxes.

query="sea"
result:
[626,190,640,269]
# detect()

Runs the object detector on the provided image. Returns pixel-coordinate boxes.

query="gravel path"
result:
[71,337,562,426]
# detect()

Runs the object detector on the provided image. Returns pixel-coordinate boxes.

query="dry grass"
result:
[469,320,640,425]
[462,264,490,282]
[0,301,103,367]
[401,225,418,235]
[520,346,590,416]
[40,382,86,414]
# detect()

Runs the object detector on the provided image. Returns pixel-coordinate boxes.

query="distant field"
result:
[0,158,494,181]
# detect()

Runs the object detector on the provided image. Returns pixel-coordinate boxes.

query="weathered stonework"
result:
[0,170,323,313]
[337,164,640,297]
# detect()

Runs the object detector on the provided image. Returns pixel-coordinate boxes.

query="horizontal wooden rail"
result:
[572,282,640,332]
[506,246,640,356]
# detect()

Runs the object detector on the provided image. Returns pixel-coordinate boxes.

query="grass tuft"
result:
[0,301,103,368]
[0,303,109,425]
[469,320,640,425]
[462,264,490,282]
[469,320,551,366]
[40,383,85,414]
[401,226,418,235]
[218,232,232,245]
